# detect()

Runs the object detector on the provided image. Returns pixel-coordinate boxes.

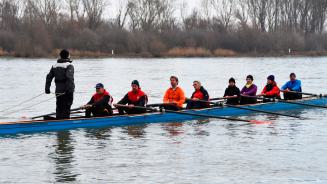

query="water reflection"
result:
[162,123,184,137]
[121,125,147,138]
[193,119,210,136]
[49,131,78,183]
[84,127,112,140]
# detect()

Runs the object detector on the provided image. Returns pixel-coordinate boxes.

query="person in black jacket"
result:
[45,49,75,119]
[224,78,241,105]
[81,83,113,117]
[186,81,210,109]
[114,80,148,115]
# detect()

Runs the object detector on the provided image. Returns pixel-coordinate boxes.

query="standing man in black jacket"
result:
[45,49,75,119]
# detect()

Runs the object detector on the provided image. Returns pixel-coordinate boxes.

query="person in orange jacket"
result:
[259,75,281,102]
[163,76,186,110]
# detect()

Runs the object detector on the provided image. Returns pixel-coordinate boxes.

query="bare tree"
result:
[82,0,106,29]
[210,0,235,30]
[31,0,61,27]
[115,0,130,28]
[234,0,248,27]
[65,0,85,23]
[127,0,175,32]
[0,0,20,30]
[247,0,267,31]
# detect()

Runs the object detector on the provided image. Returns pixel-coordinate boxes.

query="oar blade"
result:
[249,120,272,125]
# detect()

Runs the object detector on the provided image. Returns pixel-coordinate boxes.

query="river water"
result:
[0,57,326,183]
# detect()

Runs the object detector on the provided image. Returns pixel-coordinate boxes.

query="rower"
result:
[114,80,148,115]
[240,75,257,104]
[281,73,302,100]
[223,78,240,105]
[259,75,281,102]
[186,80,210,109]
[45,49,74,119]
[81,83,113,117]
[163,76,186,110]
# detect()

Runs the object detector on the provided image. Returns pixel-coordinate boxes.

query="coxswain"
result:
[45,49,74,119]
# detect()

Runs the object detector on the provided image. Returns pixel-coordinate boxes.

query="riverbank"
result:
[1,48,327,58]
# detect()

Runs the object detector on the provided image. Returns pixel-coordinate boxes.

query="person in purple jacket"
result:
[240,75,258,104]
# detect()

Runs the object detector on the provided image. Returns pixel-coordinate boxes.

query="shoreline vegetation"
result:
[1,0,327,59]
[1,48,327,59]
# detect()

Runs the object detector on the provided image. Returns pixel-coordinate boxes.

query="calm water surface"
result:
[0,57,327,183]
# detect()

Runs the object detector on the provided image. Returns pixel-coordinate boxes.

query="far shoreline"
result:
[1,49,327,59]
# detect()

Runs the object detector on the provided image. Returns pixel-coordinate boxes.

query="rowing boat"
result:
[0,96,326,135]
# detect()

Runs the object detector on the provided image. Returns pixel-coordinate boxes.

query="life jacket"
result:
[92,89,113,105]
[193,89,204,99]
[191,86,209,100]
[127,89,147,104]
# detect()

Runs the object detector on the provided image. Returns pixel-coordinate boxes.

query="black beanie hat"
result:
[131,80,140,87]
[60,49,70,59]
[246,75,254,81]
[267,75,275,81]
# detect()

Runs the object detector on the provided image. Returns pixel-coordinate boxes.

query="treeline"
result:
[1,0,327,57]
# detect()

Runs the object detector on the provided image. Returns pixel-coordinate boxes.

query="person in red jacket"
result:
[186,80,210,109]
[81,83,113,117]
[259,75,281,101]
[114,80,148,115]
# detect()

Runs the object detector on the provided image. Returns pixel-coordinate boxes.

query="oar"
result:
[146,102,177,107]
[280,90,320,96]
[0,93,45,113]
[244,95,327,109]
[187,98,304,119]
[146,99,226,108]
[116,104,271,125]
[210,96,238,101]
[30,107,82,119]
[163,109,271,124]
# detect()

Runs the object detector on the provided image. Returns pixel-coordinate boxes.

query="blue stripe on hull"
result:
[1,97,327,135]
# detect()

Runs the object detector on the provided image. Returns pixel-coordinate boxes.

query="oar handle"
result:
[186,98,218,105]
[114,104,158,111]
[146,102,177,107]
[210,96,238,101]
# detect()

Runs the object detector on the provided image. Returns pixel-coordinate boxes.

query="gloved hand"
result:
[45,89,51,94]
